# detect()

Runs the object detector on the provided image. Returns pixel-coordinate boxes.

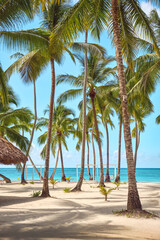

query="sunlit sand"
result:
[0,181,160,240]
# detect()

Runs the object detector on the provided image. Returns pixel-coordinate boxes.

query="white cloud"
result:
[141,1,160,16]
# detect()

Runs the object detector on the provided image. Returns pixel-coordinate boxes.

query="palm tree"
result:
[129,94,153,169]
[38,104,75,181]
[57,54,115,186]
[50,0,107,191]
[97,96,115,182]
[74,109,102,181]
[6,51,46,182]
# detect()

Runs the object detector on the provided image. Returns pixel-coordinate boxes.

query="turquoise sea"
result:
[0,167,160,182]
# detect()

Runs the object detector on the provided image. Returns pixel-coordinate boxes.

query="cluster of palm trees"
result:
[0,0,160,212]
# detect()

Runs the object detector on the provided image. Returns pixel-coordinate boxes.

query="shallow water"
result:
[0,167,160,182]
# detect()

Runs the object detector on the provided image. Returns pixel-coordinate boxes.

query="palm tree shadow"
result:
[0,195,42,207]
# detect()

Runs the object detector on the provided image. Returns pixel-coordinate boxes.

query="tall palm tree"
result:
[57,54,115,186]
[74,109,102,181]
[97,96,115,182]
[38,104,75,181]
[6,51,47,183]
[105,88,123,182]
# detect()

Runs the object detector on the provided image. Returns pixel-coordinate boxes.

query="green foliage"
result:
[0,0,33,31]
[156,115,160,124]
[99,186,115,201]
[38,103,75,158]
[65,176,72,182]
[32,191,41,197]
[50,179,59,188]
[30,181,34,184]
[63,188,71,193]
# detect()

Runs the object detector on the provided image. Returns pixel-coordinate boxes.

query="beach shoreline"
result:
[0,181,160,240]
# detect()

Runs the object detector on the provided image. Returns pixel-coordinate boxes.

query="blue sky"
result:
[0,1,160,168]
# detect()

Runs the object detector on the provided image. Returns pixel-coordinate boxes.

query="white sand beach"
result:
[0,181,160,240]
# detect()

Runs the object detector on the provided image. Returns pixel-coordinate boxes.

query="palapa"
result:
[0,137,27,165]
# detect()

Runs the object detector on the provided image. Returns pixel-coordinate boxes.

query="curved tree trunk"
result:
[59,141,66,181]
[0,173,11,183]
[21,129,27,184]
[91,96,104,187]
[41,58,55,197]
[21,162,27,184]
[91,123,96,180]
[111,0,142,211]
[115,119,122,182]
[105,123,110,182]
[71,30,88,191]
[50,147,60,180]
[21,81,40,184]
[86,132,92,180]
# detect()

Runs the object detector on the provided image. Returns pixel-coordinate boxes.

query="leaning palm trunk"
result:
[115,119,122,182]
[41,58,55,197]
[71,30,88,191]
[91,96,104,186]
[111,0,142,211]
[105,123,110,182]
[86,133,92,180]
[21,81,41,183]
[50,147,60,180]
[59,141,66,181]
[0,173,11,183]
[91,123,96,180]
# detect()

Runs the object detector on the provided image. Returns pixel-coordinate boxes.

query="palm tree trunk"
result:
[0,173,11,183]
[71,30,88,191]
[134,128,140,170]
[41,58,55,197]
[59,141,66,181]
[91,96,104,186]
[111,0,142,211]
[105,123,110,182]
[86,132,92,180]
[50,147,60,180]
[21,81,41,183]
[115,119,122,182]
[91,123,96,180]
[28,155,43,181]
[21,162,27,183]
[21,129,27,184]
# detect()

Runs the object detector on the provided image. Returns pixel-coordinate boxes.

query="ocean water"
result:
[0,167,160,182]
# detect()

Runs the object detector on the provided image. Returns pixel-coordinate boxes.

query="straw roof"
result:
[0,137,27,165]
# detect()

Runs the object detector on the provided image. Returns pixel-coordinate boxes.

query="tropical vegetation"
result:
[0,0,160,215]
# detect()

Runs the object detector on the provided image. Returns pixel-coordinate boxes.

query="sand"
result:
[0,181,160,240]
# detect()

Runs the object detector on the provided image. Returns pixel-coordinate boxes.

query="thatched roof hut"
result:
[0,137,27,165]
